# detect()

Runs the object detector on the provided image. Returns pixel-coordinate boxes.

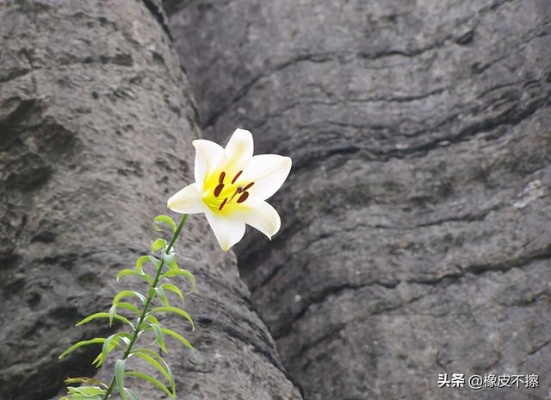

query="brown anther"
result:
[237,191,249,203]
[219,171,226,184]
[214,183,224,197]
[218,198,228,211]
[242,182,254,191]
[231,170,243,184]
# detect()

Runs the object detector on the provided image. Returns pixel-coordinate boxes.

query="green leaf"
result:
[162,251,178,270]
[144,315,167,353]
[98,335,120,368]
[92,352,103,367]
[76,312,134,330]
[64,378,107,388]
[160,268,196,291]
[160,327,194,350]
[96,332,132,368]
[115,359,127,399]
[124,387,140,400]
[116,331,133,346]
[92,333,133,367]
[64,390,103,400]
[151,238,168,253]
[125,370,175,398]
[151,306,194,329]
[136,255,161,272]
[113,290,147,306]
[117,269,153,285]
[108,305,116,327]
[130,348,174,386]
[153,214,177,233]
[155,286,170,307]
[59,338,106,359]
[130,347,165,359]
[68,386,106,396]
[116,301,141,315]
[160,283,185,304]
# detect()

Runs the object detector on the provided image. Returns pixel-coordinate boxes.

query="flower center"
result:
[206,170,254,213]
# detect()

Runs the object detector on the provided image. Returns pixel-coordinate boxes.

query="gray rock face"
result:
[167,0,551,399]
[0,1,301,399]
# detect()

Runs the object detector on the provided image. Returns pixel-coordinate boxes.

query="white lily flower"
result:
[168,128,292,251]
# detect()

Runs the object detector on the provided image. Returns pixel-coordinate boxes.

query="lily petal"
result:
[242,155,292,201]
[167,183,207,214]
[193,139,225,191]
[224,128,254,167]
[205,211,246,251]
[239,201,281,239]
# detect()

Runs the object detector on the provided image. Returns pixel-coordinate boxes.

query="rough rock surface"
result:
[167,0,551,399]
[0,1,302,399]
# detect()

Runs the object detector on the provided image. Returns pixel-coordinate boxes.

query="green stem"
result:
[102,214,188,399]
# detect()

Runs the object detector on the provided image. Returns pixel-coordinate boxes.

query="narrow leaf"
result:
[59,338,106,359]
[64,378,107,388]
[160,269,196,291]
[151,238,167,253]
[151,306,194,329]
[152,324,167,354]
[144,315,167,353]
[64,390,103,400]
[68,386,106,395]
[76,312,134,330]
[108,305,116,327]
[116,302,141,315]
[161,283,185,304]
[124,387,140,400]
[96,332,132,368]
[125,370,174,398]
[136,255,161,272]
[99,335,119,368]
[153,214,177,233]
[130,348,174,374]
[113,290,146,306]
[155,286,170,307]
[92,332,132,368]
[131,348,173,384]
[92,351,103,367]
[115,359,126,400]
[162,251,178,270]
[160,327,194,350]
[117,269,153,285]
